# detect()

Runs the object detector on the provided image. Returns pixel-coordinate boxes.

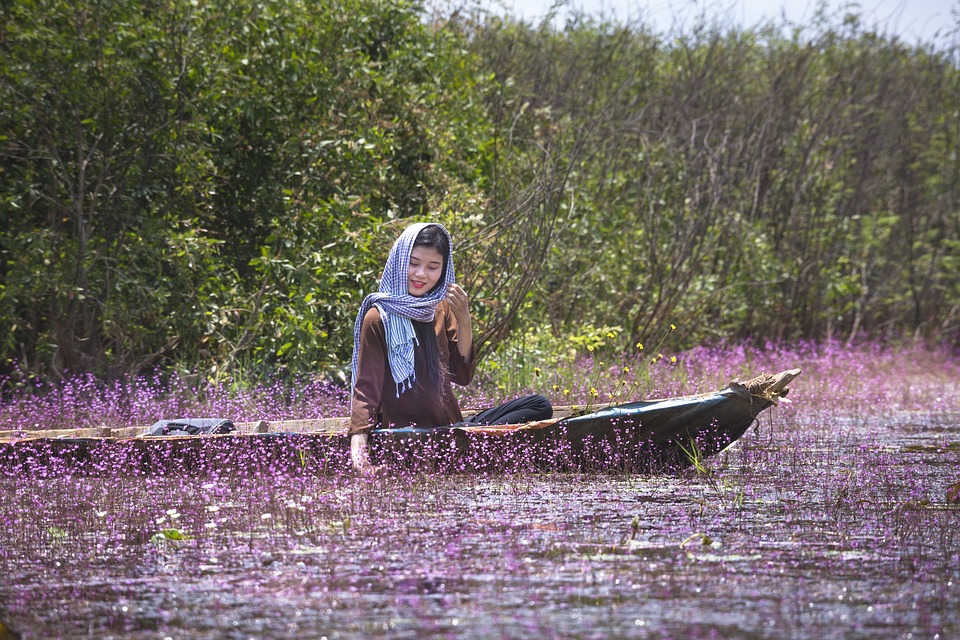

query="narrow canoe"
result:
[0,369,800,474]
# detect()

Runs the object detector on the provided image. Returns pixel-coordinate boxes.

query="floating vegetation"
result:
[0,342,958,638]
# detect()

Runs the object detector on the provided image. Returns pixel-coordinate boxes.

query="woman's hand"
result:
[350,432,387,476]
[350,432,372,473]
[446,283,470,323]
[446,283,473,361]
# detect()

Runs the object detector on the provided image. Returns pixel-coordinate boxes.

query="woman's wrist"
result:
[350,432,371,471]
[458,317,473,360]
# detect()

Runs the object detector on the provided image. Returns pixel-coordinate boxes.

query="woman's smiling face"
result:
[407,246,445,296]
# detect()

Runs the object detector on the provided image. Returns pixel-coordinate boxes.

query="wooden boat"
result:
[0,369,800,474]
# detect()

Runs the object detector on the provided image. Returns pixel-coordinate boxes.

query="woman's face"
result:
[407,246,445,297]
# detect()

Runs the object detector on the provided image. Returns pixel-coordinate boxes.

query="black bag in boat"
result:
[144,418,235,436]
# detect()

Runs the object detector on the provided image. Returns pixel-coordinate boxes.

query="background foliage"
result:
[1,0,958,391]
[464,9,960,366]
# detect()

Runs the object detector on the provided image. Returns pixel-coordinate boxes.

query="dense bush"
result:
[0,0,499,385]
[1,1,957,391]
[466,10,960,360]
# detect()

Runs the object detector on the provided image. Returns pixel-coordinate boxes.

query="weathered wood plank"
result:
[0,405,601,443]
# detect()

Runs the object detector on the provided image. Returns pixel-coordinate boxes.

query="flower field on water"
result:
[0,341,958,639]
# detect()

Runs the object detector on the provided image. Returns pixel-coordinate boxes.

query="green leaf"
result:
[151,528,188,543]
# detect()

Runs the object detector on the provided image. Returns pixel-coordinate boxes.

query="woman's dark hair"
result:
[412,224,450,392]
[413,319,447,393]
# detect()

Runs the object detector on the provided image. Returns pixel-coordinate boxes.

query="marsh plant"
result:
[0,341,958,639]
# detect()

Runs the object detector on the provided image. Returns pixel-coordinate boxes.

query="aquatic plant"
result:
[0,341,957,638]
[0,371,349,433]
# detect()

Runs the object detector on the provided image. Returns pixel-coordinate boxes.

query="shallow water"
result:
[1,408,958,639]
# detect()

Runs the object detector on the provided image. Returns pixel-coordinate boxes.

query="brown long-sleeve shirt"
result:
[349,301,476,434]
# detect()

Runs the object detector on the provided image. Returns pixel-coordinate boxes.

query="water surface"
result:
[2,408,957,639]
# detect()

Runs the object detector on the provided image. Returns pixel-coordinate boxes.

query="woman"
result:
[349,222,551,471]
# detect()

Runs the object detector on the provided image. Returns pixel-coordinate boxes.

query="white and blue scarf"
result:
[350,223,455,399]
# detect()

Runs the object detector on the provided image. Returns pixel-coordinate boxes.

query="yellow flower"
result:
[587,345,595,352]
[552,384,560,391]
[636,342,644,351]
[670,356,677,363]
[564,389,571,396]
[670,323,676,331]
[589,388,599,398]
[534,367,542,377]
[657,353,664,361]
[623,367,630,374]
[606,331,616,339]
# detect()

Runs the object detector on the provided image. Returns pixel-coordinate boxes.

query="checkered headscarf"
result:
[350,223,455,399]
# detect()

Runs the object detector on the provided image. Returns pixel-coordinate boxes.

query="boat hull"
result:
[371,384,783,472]
[0,370,800,475]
